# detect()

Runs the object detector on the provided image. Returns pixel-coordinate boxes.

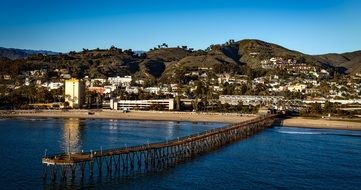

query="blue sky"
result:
[0,0,360,54]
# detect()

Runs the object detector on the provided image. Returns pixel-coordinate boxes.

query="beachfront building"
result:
[112,99,175,111]
[64,78,85,108]
[303,98,361,105]
[219,95,284,106]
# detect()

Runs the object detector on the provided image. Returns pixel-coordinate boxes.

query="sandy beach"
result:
[1,110,255,124]
[282,117,361,130]
[2,110,360,130]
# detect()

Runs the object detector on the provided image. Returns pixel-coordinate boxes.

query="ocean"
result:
[0,118,360,190]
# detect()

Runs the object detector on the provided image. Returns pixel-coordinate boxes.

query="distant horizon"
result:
[1,0,360,54]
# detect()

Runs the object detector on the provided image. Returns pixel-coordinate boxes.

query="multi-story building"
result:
[64,78,85,108]
[108,76,132,87]
[219,95,284,106]
[112,99,175,110]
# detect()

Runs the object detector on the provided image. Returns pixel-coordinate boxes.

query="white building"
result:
[104,85,117,94]
[253,77,266,84]
[320,69,330,76]
[125,86,140,94]
[60,74,71,79]
[24,78,30,86]
[48,82,64,90]
[108,76,132,87]
[303,99,361,105]
[113,99,175,110]
[219,95,284,106]
[288,84,307,92]
[144,87,161,94]
[213,86,223,92]
[135,79,145,85]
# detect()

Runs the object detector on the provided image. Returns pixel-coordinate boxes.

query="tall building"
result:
[64,78,85,108]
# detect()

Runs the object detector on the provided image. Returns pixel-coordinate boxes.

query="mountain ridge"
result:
[0,47,59,60]
[0,39,360,80]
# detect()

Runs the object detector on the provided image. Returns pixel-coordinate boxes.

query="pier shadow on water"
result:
[42,160,198,190]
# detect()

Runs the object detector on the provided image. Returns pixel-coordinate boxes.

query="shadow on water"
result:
[42,158,201,190]
[42,147,234,190]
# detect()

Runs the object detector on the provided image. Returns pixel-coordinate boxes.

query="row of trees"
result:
[300,101,349,117]
[191,100,259,113]
[0,86,63,109]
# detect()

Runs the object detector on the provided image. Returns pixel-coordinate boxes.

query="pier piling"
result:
[42,115,277,181]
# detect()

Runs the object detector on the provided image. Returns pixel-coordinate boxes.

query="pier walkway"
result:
[42,114,277,181]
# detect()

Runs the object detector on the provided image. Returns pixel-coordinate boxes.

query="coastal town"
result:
[1,1,361,189]
[1,49,361,120]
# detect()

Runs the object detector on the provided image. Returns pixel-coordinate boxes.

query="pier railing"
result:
[42,114,277,181]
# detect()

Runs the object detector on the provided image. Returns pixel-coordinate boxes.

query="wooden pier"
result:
[42,115,277,181]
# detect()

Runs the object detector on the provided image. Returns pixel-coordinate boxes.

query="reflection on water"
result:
[0,118,223,190]
[165,122,176,141]
[62,118,83,153]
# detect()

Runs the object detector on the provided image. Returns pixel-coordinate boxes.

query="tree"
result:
[222,82,235,95]
[110,45,117,50]
[161,43,168,48]
[236,101,243,111]
[124,49,134,56]
[64,101,70,108]
[323,101,336,114]
[310,103,322,115]
[191,99,199,111]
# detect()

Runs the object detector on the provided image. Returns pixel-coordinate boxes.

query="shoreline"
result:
[0,110,255,124]
[281,117,361,131]
[2,110,360,130]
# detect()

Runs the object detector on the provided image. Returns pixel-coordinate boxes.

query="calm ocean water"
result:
[0,118,360,190]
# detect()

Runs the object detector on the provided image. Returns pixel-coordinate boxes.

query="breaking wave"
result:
[277,131,322,135]
[271,127,361,138]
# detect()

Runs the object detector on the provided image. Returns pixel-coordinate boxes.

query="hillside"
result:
[146,47,189,62]
[160,39,342,81]
[0,40,360,82]
[237,39,314,67]
[315,51,361,74]
[232,39,361,74]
